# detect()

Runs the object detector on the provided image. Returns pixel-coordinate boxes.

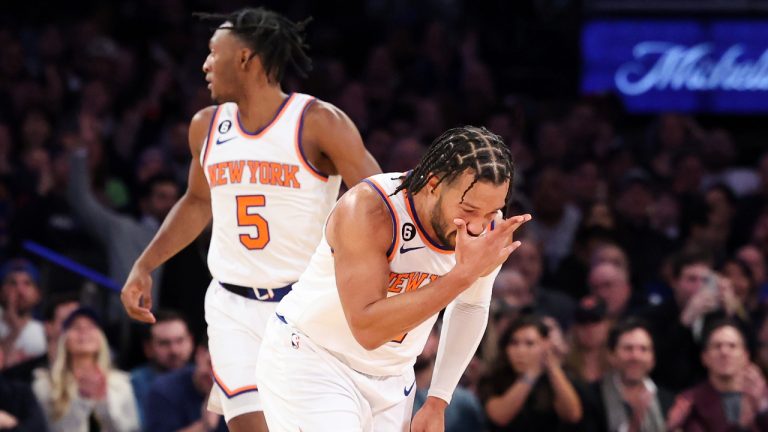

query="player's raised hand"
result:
[120,265,156,323]
[454,213,531,278]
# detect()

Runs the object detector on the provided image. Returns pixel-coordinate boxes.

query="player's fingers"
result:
[130,307,156,324]
[142,292,153,311]
[500,241,523,259]
[125,305,140,321]
[141,310,157,323]
[139,293,156,323]
[507,213,532,232]
[123,292,156,323]
[486,219,517,244]
[494,213,531,235]
[124,302,139,318]
[453,218,469,242]
[120,286,139,309]
[489,215,528,249]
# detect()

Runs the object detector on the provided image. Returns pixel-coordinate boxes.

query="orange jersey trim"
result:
[233,93,295,139]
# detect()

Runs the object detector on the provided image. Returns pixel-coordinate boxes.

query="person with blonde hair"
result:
[32,308,139,432]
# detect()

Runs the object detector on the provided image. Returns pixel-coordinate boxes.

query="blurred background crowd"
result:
[2,0,768,431]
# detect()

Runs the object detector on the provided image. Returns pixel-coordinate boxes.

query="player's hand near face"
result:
[452,213,531,279]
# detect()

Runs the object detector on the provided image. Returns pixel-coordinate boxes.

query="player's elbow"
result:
[183,189,211,207]
[347,317,384,351]
[350,331,381,351]
[355,335,382,351]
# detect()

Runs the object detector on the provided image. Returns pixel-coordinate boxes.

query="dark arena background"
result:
[2,0,768,430]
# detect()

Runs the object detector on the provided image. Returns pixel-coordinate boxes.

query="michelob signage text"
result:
[582,20,768,113]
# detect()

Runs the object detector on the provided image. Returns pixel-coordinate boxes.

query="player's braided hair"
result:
[392,126,514,205]
[195,8,312,84]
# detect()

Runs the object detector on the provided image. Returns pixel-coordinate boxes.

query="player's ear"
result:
[426,174,440,194]
[239,49,252,69]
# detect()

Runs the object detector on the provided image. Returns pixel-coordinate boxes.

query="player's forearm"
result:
[428,302,488,403]
[348,269,474,350]
[133,193,211,273]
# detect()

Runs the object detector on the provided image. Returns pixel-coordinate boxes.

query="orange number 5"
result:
[236,195,270,250]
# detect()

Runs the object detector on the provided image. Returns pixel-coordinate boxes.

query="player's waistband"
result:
[273,313,408,379]
[219,282,293,302]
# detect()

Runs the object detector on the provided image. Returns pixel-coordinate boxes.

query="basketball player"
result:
[120,8,380,432]
[256,126,531,431]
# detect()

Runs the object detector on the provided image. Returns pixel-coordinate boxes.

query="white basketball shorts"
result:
[256,314,415,431]
[205,280,278,422]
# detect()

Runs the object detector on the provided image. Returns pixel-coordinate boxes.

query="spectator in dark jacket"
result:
[144,337,225,432]
[0,347,49,432]
[479,315,582,431]
[667,320,768,431]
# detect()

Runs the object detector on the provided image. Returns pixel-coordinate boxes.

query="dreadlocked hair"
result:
[194,8,313,84]
[392,126,514,207]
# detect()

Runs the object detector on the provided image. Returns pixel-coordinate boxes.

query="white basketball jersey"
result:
[277,172,458,376]
[201,93,342,288]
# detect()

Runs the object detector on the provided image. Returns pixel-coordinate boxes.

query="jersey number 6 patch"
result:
[236,195,270,250]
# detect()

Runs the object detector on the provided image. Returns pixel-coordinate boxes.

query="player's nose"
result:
[466,220,485,237]
[202,56,212,73]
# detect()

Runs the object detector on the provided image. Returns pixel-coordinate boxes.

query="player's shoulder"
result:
[188,105,218,153]
[328,182,394,253]
[337,181,391,219]
[190,105,218,127]
[304,97,353,130]
[330,181,394,239]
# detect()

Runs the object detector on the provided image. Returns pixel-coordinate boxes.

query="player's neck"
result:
[236,84,289,133]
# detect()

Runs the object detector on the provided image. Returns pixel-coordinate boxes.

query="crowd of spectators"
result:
[1,0,768,430]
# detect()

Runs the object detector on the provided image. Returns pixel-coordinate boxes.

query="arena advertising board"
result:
[582,19,768,113]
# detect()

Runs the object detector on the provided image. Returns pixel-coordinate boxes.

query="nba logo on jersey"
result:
[218,120,232,134]
[291,332,300,349]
